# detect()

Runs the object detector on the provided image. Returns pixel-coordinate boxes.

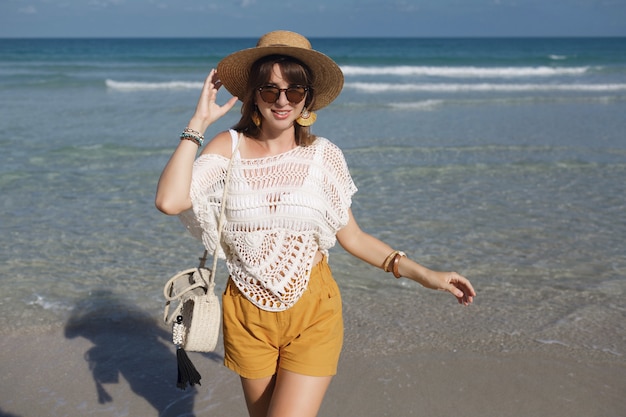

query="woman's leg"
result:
[270,369,332,417]
[241,375,276,417]
[241,369,332,417]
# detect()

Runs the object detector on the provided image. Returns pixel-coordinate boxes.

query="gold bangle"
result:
[382,250,406,277]
[382,250,399,272]
[392,251,406,278]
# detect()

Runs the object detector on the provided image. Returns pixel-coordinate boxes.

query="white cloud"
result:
[18,5,37,13]
[395,0,420,12]
[146,0,166,5]
[88,0,125,8]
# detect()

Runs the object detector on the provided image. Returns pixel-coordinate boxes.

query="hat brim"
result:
[217,45,344,111]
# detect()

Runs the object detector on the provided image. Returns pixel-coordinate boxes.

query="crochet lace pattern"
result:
[179,133,357,311]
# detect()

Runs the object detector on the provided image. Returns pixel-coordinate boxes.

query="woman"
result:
[156,31,475,417]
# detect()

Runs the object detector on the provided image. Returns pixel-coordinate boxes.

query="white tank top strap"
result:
[229,129,241,158]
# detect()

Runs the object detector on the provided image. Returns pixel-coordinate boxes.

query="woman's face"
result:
[255,63,307,134]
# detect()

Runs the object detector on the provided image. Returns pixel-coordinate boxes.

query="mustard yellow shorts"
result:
[222,259,343,379]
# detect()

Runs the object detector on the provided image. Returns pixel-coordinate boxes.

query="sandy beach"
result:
[1,316,623,417]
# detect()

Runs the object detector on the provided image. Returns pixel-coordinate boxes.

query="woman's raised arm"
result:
[155,69,237,215]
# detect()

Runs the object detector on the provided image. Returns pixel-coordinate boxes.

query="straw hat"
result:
[217,30,344,111]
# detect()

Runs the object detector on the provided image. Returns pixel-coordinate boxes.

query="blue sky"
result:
[1,0,625,38]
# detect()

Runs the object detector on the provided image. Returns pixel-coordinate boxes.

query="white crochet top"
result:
[179,129,357,311]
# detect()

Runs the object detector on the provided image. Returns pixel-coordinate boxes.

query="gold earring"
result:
[251,107,262,127]
[295,108,317,126]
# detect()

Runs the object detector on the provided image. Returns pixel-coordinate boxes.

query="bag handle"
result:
[162,268,207,301]
[163,266,209,323]
[163,132,241,324]
[207,131,242,285]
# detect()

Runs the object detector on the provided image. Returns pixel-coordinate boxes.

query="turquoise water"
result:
[1,37,625,361]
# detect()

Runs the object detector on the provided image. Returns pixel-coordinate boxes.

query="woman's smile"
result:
[272,109,292,119]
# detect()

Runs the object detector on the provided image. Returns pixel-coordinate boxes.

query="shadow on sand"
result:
[64,290,222,416]
[0,408,24,417]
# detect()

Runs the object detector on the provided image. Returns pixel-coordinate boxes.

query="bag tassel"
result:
[173,315,202,389]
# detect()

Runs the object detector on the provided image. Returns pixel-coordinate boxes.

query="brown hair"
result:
[232,55,317,146]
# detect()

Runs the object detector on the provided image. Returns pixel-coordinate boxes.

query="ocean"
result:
[1,37,625,366]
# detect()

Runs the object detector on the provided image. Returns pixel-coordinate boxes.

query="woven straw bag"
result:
[163,257,220,352]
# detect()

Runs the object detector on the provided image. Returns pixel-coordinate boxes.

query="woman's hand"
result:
[188,69,238,134]
[418,270,476,306]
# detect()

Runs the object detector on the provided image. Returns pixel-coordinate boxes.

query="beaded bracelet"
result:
[183,127,203,138]
[382,250,406,278]
[180,127,204,147]
[180,133,202,146]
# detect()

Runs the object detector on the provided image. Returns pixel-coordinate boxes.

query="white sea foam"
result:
[28,294,72,312]
[105,79,203,90]
[388,100,444,110]
[106,67,598,92]
[535,339,570,347]
[340,65,589,78]
[105,78,625,94]
[346,82,626,93]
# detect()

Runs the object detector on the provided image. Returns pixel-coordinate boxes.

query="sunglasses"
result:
[257,85,309,104]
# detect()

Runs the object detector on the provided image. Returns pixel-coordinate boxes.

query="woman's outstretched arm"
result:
[336,209,476,305]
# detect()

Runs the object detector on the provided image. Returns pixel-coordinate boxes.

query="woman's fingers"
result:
[190,70,237,129]
[445,272,475,305]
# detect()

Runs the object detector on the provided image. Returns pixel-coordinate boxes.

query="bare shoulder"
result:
[200,130,233,158]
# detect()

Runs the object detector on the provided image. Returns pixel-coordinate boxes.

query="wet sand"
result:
[1,321,623,417]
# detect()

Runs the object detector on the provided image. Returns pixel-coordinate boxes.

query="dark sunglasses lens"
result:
[259,88,280,103]
[285,87,306,102]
